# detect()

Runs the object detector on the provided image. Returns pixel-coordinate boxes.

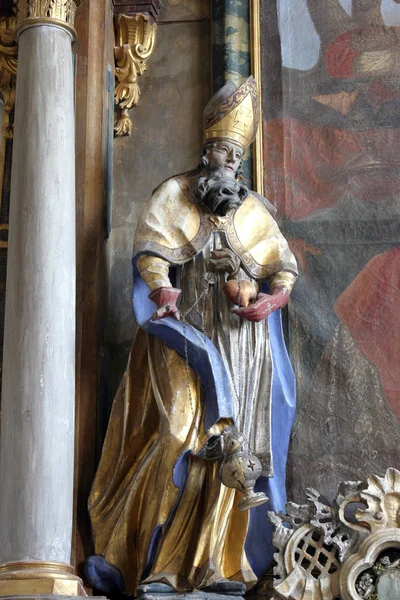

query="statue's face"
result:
[206,141,243,178]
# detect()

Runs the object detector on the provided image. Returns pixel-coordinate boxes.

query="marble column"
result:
[0,3,84,596]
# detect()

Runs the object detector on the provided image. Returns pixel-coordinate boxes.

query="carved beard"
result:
[196,167,248,217]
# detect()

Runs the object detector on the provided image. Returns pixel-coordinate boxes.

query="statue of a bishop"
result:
[86,77,298,598]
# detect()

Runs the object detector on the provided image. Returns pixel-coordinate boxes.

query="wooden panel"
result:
[73,0,114,588]
[112,0,162,21]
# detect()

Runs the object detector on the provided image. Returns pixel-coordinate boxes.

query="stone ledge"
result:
[0,597,106,600]
[139,593,245,600]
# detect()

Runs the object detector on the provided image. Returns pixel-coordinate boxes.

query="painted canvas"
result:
[261,0,400,501]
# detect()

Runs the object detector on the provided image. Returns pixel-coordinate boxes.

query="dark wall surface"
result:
[107,0,211,410]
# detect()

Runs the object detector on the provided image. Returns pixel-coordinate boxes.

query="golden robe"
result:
[89,175,297,595]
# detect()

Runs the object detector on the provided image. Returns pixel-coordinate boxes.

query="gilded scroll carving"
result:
[114,13,156,136]
[269,468,400,600]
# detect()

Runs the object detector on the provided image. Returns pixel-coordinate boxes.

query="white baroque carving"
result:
[269,468,400,600]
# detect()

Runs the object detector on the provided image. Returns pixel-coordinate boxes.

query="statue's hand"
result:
[207,249,240,275]
[223,279,258,307]
[149,287,181,321]
[231,287,289,322]
[153,304,181,320]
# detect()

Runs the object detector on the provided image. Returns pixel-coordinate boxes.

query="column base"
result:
[0,597,88,600]
[0,562,86,597]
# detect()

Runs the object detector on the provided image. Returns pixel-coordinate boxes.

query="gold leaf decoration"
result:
[15,0,78,27]
[0,16,17,139]
[114,108,133,137]
[114,14,157,137]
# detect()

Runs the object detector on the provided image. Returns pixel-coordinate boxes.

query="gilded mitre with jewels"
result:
[203,76,259,151]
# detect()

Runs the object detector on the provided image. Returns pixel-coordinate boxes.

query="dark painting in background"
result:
[260,0,400,502]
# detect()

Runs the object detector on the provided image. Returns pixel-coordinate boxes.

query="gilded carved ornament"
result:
[15,0,77,27]
[0,15,17,139]
[0,15,17,240]
[0,561,86,596]
[269,468,400,600]
[114,13,156,136]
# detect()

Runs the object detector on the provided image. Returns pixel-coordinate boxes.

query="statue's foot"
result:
[137,582,176,596]
[201,580,246,596]
[83,554,126,594]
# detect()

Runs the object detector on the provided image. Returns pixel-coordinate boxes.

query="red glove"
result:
[231,286,289,322]
[149,287,181,320]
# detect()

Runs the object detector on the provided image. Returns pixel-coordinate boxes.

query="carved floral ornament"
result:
[15,0,78,26]
[0,15,17,138]
[269,468,400,600]
[114,13,157,136]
